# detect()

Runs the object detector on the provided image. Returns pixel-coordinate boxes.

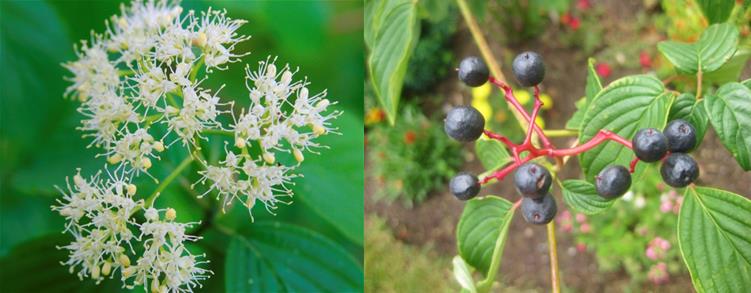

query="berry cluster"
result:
[445,52,701,226]
[632,119,700,188]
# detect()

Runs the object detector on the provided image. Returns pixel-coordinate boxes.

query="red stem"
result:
[480,76,634,185]
[629,157,640,173]
[481,129,633,184]
[489,77,553,148]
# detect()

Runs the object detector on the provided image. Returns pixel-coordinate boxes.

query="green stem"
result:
[547,221,561,293]
[202,129,234,137]
[146,155,194,207]
[544,129,579,137]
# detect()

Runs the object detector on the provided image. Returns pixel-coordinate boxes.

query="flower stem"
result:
[146,155,194,207]
[202,128,234,137]
[547,221,561,293]
[544,129,579,137]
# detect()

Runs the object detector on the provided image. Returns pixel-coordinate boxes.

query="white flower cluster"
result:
[53,171,208,292]
[58,0,340,290]
[64,0,248,173]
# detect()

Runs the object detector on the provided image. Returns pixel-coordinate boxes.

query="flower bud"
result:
[316,99,330,109]
[101,261,112,276]
[119,254,131,267]
[263,152,275,164]
[293,148,304,163]
[312,124,326,136]
[153,141,165,152]
[73,173,85,187]
[165,208,177,221]
[91,264,100,279]
[108,154,123,164]
[235,138,246,149]
[142,157,152,169]
[127,184,137,196]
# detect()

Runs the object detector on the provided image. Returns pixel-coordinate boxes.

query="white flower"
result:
[53,170,143,283]
[63,36,120,101]
[234,56,341,158]
[105,128,163,172]
[164,84,227,145]
[195,8,250,70]
[196,149,296,218]
[127,208,210,293]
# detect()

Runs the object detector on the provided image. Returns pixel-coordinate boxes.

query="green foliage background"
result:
[0,0,364,292]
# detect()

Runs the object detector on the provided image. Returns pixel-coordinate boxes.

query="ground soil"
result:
[365,1,750,292]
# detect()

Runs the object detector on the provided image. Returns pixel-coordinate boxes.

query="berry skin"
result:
[458,56,490,87]
[632,128,668,162]
[450,172,480,200]
[664,119,697,152]
[660,153,699,188]
[513,163,552,200]
[444,106,485,142]
[595,165,631,199]
[512,51,545,87]
[521,194,557,225]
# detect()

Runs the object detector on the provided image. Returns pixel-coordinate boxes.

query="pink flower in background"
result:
[646,237,671,260]
[660,190,683,215]
[648,262,670,285]
[595,63,611,78]
[577,0,591,10]
[561,13,581,31]
[639,51,652,69]
[557,210,573,232]
[575,213,587,223]
[576,243,587,252]
[580,223,592,234]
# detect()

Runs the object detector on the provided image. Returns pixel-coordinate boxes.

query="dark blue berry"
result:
[512,51,545,87]
[595,165,631,199]
[664,119,697,152]
[458,57,489,87]
[444,106,485,142]
[632,128,668,162]
[660,153,699,188]
[450,172,480,200]
[513,163,552,200]
[521,194,557,225]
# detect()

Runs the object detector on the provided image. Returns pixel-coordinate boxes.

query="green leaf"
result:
[0,1,76,178]
[567,59,602,130]
[474,138,511,172]
[584,58,603,102]
[657,23,739,74]
[578,75,673,182]
[452,255,477,293]
[456,196,514,278]
[703,48,751,84]
[561,180,615,215]
[0,234,121,292]
[668,93,709,147]
[293,112,364,245]
[678,186,751,292]
[696,0,735,24]
[225,222,363,292]
[743,78,751,89]
[366,0,420,124]
[703,83,751,170]
[565,97,587,130]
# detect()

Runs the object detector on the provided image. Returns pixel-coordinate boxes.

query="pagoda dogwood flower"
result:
[56,0,339,290]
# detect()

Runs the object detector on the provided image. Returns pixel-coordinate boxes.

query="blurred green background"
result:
[0,0,364,292]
